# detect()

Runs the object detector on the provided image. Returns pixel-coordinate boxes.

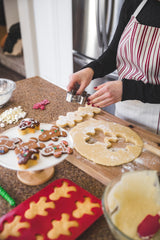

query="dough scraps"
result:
[70,118,143,166]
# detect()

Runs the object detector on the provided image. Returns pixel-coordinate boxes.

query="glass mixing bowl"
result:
[102,176,134,240]
[0,78,16,107]
[102,171,160,240]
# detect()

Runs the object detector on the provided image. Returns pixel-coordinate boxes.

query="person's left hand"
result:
[87,80,122,108]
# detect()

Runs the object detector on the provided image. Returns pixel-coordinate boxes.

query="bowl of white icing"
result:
[0,78,16,107]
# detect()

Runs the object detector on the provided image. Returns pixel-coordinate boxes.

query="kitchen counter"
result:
[0,76,160,240]
[0,76,115,240]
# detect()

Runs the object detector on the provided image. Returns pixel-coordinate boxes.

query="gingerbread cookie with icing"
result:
[41,140,73,158]
[15,138,45,169]
[38,125,67,142]
[15,146,39,169]
[0,136,21,154]
[16,137,45,150]
[18,118,40,135]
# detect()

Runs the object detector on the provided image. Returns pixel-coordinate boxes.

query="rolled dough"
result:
[70,119,143,166]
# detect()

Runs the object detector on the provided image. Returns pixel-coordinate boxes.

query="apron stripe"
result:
[145,28,158,83]
[155,43,160,84]
[116,0,160,133]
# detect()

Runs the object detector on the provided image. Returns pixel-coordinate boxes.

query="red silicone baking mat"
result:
[0,178,103,240]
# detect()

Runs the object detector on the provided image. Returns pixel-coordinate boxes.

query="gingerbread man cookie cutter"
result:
[66,83,90,105]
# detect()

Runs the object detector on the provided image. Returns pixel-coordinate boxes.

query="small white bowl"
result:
[0,78,16,107]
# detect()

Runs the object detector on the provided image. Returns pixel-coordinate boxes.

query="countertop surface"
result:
[0,77,115,240]
[0,76,160,240]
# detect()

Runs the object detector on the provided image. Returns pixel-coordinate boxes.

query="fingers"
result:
[76,83,86,95]
[88,84,108,101]
[88,97,116,108]
[67,74,78,92]
[87,80,122,108]
[88,93,113,108]
[67,68,94,95]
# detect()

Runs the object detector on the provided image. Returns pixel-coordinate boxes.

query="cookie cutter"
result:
[66,89,90,105]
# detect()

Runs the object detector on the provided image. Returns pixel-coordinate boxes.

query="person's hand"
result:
[67,67,94,95]
[87,80,122,108]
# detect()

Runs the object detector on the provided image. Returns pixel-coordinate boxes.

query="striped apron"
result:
[116,0,160,134]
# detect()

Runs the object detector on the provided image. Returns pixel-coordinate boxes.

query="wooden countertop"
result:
[0,76,160,240]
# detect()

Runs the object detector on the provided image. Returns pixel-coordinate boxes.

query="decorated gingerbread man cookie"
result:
[15,138,45,169]
[41,140,73,158]
[18,118,40,135]
[0,136,21,154]
[16,137,45,150]
[15,146,39,167]
[38,125,67,142]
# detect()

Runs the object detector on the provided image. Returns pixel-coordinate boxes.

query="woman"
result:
[67,0,160,134]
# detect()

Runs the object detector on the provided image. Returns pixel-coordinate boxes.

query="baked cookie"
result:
[18,118,40,135]
[38,125,67,142]
[15,138,45,169]
[17,137,45,150]
[0,136,21,154]
[15,146,39,169]
[41,140,73,158]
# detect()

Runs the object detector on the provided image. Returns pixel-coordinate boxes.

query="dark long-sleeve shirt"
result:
[85,0,160,103]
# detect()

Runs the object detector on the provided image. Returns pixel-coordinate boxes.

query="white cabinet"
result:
[17,0,73,90]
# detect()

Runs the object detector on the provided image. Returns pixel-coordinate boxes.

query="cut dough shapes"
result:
[49,181,77,201]
[47,213,79,239]
[70,118,143,166]
[72,197,100,218]
[0,216,30,239]
[24,196,55,219]
[56,105,101,127]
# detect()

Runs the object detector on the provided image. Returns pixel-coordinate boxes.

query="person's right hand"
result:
[67,67,94,95]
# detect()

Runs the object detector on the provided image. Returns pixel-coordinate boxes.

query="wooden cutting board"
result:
[66,110,160,186]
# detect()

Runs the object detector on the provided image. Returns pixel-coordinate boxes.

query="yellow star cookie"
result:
[47,213,79,239]
[72,197,100,218]
[49,181,77,201]
[24,196,55,219]
[0,215,30,239]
